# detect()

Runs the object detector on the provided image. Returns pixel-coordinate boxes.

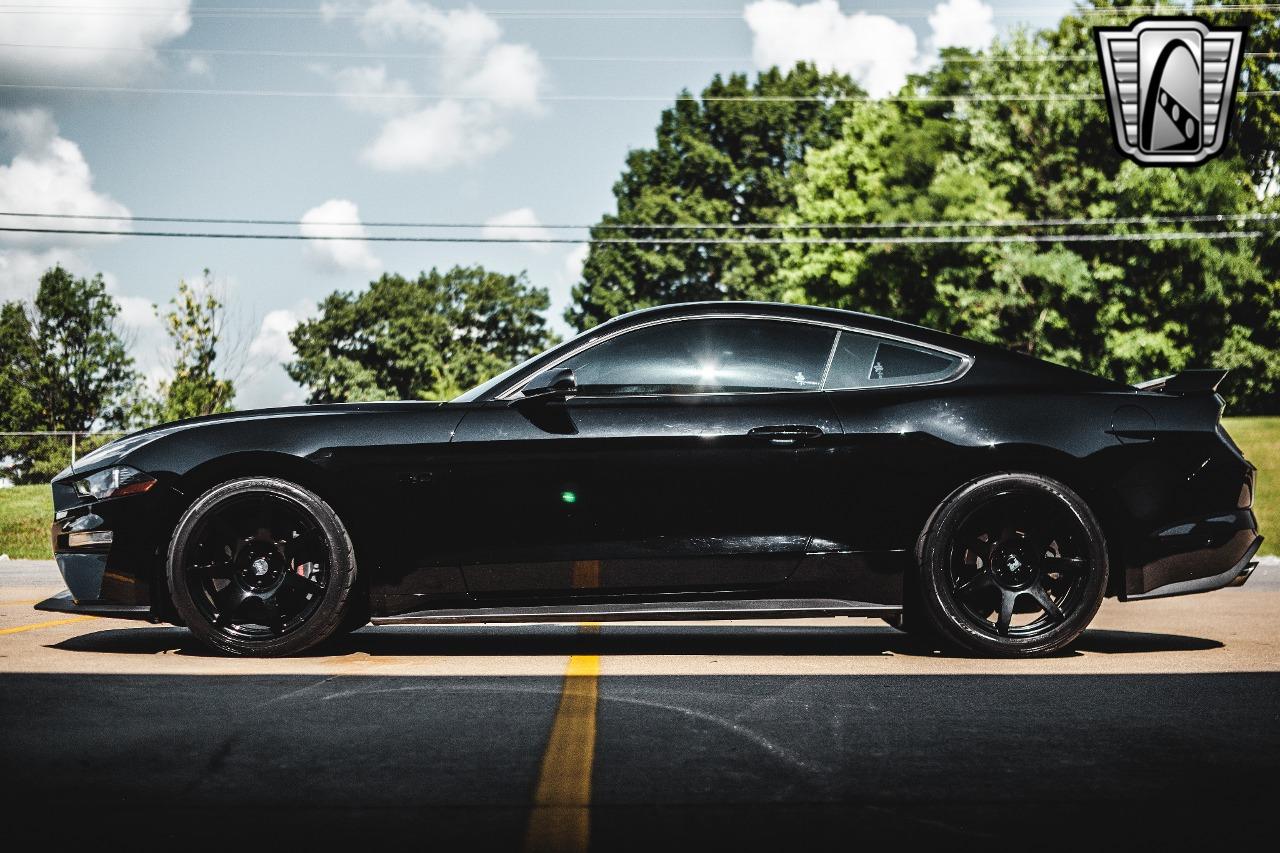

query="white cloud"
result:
[299,199,383,274]
[361,100,510,172]
[0,110,132,246]
[327,64,415,116]
[185,54,213,77]
[928,0,997,52]
[456,43,545,111]
[329,1,545,171]
[238,304,313,409]
[482,207,552,253]
[112,289,168,389]
[356,0,501,60]
[744,0,918,98]
[744,0,997,97]
[0,109,131,302]
[0,247,91,302]
[0,0,191,83]
[563,243,589,282]
[0,109,132,247]
[249,307,306,365]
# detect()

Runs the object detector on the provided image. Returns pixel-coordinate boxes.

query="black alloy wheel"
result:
[916,472,1108,657]
[167,477,358,657]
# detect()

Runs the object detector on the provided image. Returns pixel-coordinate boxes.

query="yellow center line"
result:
[0,615,96,636]
[0,599,41,606]
[523,622,601,853]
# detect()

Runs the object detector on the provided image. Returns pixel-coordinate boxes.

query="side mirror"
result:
[517,367,578,403]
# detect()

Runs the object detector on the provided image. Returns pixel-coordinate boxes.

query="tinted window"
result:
[561,318,837,396]
[824,331,961,389]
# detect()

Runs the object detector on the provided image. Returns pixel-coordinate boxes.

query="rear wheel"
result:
[916,472,1107,657]
[166,477,358,657]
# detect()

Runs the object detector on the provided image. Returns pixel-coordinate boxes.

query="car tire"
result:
[916,472,1108,658]
[166,476,358,657]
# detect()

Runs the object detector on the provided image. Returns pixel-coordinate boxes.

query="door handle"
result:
[747,425,825,445]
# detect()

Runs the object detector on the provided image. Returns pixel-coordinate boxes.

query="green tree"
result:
[568,64,865,328]
[287,266,556,403]
[149,271,236,423]
[782,4,1279,412]
[0,265,137,483]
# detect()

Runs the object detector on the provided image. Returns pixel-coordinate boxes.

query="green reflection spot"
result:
[561,490,577,504]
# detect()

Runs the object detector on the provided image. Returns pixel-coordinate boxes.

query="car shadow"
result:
[47,623,1225,659]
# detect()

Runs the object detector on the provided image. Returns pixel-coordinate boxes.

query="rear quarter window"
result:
[824,331,963,389]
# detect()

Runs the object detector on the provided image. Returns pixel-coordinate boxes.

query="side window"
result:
[561,318,837,396]
[824,331,962,389]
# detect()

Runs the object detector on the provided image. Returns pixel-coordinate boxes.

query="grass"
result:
[0,417,1275,560]
[1223,416,1279,557]
[0,484,52,560]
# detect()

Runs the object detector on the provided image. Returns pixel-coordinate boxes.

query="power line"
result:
[0,4,1276,19]
[0,82,1095,102]
[0,42,751,62]
[9,81,1280,103]
[0,225,1264,245]
[4,81,1276,103]
[4,211,1277,232]
[0,81,1089,101]
[5,42,1274,63]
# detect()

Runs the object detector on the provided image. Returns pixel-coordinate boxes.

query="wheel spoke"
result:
[282,568,322,589]
[996,589,1019,636]
[1020,522,1054,556]
[205,514,241,558]
[213,583,252,627]
[254,495,278,540]
[197,558,235,580]
[958,534,992,560]
[283,571,324,596]
[1040,555,1087,575]
[259,594,287,635]
[284,528,325,564]
[955,571,995,597]
[1028,582,1065,623]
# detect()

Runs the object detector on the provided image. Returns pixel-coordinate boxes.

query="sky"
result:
[0,0,1075,408]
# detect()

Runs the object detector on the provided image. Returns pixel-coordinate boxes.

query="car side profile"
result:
[37,301,1263,657]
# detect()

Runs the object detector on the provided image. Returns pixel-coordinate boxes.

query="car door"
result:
[812,329,971,553]
[444,316,844,598]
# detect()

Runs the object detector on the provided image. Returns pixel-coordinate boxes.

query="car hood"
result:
[57,401,448,479]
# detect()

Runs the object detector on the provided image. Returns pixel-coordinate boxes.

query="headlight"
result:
[72,465,157,500]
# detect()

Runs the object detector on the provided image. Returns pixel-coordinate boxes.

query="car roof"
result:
[593,301,996,359]
[590,301,1124,391]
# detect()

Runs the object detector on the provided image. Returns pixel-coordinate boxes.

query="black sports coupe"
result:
[38,301,1263,657]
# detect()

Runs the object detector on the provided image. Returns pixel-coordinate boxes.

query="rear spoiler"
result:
[1134,369,1229,395]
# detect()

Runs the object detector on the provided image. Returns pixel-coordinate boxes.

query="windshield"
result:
[450,326,598,403]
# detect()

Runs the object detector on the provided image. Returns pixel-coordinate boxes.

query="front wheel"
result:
[166,477,358,657]
[916,472,1108,658]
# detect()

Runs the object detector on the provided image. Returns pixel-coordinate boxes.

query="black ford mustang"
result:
[38,301,1262,657]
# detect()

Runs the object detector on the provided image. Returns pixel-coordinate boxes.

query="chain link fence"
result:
[0,431,128,465]
[0,431,129,486]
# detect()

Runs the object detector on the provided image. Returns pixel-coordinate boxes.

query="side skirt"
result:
[370,597,901,626]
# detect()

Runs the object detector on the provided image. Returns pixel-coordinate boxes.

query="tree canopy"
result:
[148,271,237,423]
[0,266,137,482]
[287,266,556,403]
[572,1,1280,412]
[567,64,865,329]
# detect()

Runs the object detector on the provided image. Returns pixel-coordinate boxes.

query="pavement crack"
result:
[205,734,237,774]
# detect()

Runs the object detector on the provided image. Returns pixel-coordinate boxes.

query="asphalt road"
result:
[3,558,1279,849]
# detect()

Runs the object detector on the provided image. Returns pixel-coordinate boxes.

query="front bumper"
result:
[42,480,183,620]
[35,588,155,621]
[34,549,158,622]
